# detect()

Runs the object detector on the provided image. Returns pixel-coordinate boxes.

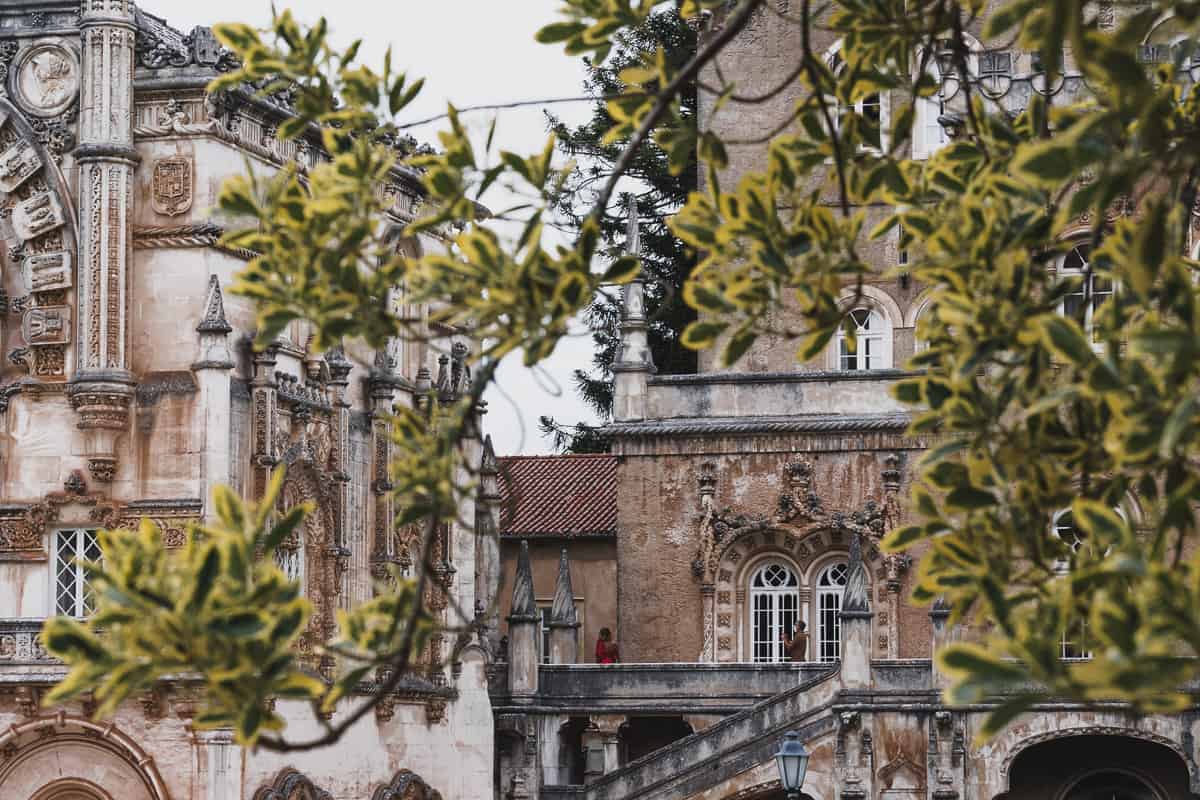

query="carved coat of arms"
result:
[152,156,193,217]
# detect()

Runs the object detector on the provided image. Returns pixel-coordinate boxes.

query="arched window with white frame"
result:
[1051,508,1092,660]
[749,561,801,663]
[837,307,892,370]
[1057,242,1114,343]
[815,561,849,662]
[827,49,888,152]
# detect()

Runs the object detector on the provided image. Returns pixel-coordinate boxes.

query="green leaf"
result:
[1035,314,1095,366]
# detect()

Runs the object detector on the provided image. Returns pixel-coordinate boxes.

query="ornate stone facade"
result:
[490,3,1200,798]
[0,2,496,798]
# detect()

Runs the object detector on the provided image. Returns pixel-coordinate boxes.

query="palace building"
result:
[0,2,496,797]
[489,3,1200,799]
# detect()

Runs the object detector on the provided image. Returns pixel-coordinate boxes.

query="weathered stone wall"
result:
[499,538,618,663]
[614,441,929,663]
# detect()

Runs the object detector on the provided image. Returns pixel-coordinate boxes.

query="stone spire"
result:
[507,540,540,695]
[842,531,871,616]
[193,276,234,371]
[510,540,536,618]
[612,192,655,422]
[550,548,578,625]
[548,547,580,664]
[196,275,233,334]
[839,531,873,689]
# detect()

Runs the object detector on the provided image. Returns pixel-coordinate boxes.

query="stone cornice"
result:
[649,368,919,386]
[605,412,912,439]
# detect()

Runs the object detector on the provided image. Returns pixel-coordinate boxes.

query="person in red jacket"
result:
[596,627,620,664]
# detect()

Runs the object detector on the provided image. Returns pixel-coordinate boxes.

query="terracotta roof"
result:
[497,454,617,538]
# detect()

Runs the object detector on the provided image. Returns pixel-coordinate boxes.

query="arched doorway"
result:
[1001,734,1195,800]
[1062,770,1161,800]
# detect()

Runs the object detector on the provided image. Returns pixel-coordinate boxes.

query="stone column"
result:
[190,728,243,800]
[192,276,234,512]
[248,344,279,501]
[70,0,139,483]
[612,193,655,422]
[325,346,353,603]
[548,547,580,664]
[508,540,540,696]
[582,716,625,781]
[368,352,403,582]
[839,533,873,690]
[929,597,954,692]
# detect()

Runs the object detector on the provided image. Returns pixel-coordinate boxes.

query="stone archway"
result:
[0,715,170,800]
[997,732,1198,800]
[30,777,113,800]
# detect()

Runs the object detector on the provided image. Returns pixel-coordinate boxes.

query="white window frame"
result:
[749,561,801,663]
[536,598,587,664]
[1056,242,1115,346]
[274,536,305,593]
[836,307,892,371]
[53,528,101,618]
[826,50,890,154]
[815,561,850,662]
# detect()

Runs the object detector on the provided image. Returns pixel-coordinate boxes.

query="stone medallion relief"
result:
[10,42,78,119]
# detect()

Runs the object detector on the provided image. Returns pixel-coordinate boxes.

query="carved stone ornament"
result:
[22,249,71,292]
[11,192,65,241]
[10,42,79,119]
[251,768,333,800]
[0,138,41,192]
[373,769,444,800]
[21,304,69,345]
[151,155,193,217]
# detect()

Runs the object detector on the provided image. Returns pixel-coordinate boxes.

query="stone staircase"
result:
[552,667,842,800]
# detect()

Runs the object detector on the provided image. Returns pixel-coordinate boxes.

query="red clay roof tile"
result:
[497,454,617,538]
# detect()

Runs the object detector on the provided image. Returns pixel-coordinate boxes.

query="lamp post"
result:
[774,731,810,800]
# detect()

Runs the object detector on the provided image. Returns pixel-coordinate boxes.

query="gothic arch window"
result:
[1057,242,1114,344]
[836,308,891,371]
[749,560,801,663]
[825,45,889,152]
[815,561,849,662]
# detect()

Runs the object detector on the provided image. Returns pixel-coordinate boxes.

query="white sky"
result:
[158,0,602,455]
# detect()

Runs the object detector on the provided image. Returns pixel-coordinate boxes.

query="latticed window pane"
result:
[837,309,886,371]
[750,562,801,663]
[55,529,99,618]
[1054,511,1086,553]
[816,562,849,662]
[1059,244,1113,342]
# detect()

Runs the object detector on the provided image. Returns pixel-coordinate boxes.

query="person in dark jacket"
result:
[782,620,809,662]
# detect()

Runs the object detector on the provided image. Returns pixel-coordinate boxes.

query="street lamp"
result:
[774,731,810,800]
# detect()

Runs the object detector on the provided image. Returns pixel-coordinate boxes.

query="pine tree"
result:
[542,8,697,452]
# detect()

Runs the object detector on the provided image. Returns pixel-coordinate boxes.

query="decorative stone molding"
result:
[371,769,443,800]
[251,768,332,800]
[996,725,1191,781]
[0,492,200,560]
[0,713,171,800]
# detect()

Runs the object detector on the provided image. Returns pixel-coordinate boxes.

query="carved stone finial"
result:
[550,548,578,626]
[882,453,902,493]
[841,532,871,616]
[196,275,232,334]
[930,595,951,621]
[623,192,640,256]
[698,462,716,502]
[510,540,536,619]
[324,344,352,381]
[64,469,86,495]
[481,434,497,475]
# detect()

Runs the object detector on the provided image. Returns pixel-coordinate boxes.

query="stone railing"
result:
[0,619,58,666]
[638,369,915,421]
[507,662,835,715]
